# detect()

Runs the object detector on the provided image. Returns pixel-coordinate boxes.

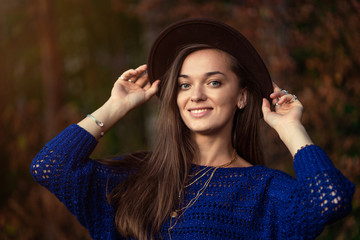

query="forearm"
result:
[275,122,314,158]
[31,124,98,190]
[293,145,355,226]
[78,98,130,139]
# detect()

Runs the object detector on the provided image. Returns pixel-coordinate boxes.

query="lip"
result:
[187,107,213,118]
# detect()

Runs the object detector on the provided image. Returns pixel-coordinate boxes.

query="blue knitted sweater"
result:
[31,124,354,240]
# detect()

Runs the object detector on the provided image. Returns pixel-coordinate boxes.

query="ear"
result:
[237,89,247,109]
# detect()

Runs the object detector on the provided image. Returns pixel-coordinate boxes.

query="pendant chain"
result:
[168,151,237,239]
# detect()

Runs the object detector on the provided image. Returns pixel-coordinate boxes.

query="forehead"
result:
[180,49,232,74]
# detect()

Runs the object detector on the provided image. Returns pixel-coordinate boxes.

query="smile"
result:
[187,108,213,117]
[190,109,210,113]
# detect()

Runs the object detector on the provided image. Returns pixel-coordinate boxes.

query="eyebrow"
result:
[178,71,225,79]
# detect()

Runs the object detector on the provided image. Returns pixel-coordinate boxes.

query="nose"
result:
[190,85,207,102]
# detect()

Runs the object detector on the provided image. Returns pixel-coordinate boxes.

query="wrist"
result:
[276,121,305,139]
[77,99,130,139]
[102,98,130,121]
[276,122,314,157]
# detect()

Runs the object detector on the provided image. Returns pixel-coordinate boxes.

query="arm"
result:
[32,64,159,188]
[262,82,354,238]
[261,82,312,157]
[31,124,123,237]
[78,64,160,139]
[31,64,159,237]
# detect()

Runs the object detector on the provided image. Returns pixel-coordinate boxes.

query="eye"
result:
[179,83,191,90]
[209,81,221,87]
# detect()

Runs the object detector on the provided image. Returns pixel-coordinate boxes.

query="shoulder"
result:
[215,165,297,190]
[213,165,297,204]
[92,152,151,193]
[237,165,296,181]
[238,165,298,201]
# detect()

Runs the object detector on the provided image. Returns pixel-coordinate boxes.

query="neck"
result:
[191,132,234,166]
[192,132,252,168]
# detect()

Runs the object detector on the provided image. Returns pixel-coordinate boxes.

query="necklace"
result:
[168,151,237,239]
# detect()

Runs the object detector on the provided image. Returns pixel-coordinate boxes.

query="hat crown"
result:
[147,18,272,101]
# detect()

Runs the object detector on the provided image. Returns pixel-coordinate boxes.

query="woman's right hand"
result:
[110,64,160,112]
[78,64,159,139]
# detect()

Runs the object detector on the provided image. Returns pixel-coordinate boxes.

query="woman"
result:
[31,18,354,240]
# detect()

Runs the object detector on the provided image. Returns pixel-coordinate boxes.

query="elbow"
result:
[30,158,43,182]
[30,148,55,186]
[30,158,49,185]
[321,178,355,223]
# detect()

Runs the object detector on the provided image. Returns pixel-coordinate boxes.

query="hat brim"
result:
[147,18,273,101]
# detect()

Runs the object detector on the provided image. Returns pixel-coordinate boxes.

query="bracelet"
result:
[87,114,105,136]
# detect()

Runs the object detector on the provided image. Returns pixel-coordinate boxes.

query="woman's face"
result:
[176,49,246,136]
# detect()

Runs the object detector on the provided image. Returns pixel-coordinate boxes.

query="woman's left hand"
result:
[262,82,313,157]
[262,82,303,132]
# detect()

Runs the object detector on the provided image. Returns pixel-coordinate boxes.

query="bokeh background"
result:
[0,0,359,239]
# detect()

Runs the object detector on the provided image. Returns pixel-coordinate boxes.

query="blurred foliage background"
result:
[0,0,359,239]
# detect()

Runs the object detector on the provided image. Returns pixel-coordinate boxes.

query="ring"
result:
[120,76,126,80]
[128,79,132,82]
[290,94,298,103]
[280,89,289,95]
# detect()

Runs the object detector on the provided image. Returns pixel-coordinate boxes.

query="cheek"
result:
[218,97,239,116]
[176,93,186,109]
[213,91,237,108]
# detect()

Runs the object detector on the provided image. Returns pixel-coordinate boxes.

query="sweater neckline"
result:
[191,163,264,172]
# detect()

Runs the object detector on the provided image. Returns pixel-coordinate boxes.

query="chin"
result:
[188,126,220,136]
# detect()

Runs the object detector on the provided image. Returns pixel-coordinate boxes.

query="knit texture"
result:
[31,124,354,240]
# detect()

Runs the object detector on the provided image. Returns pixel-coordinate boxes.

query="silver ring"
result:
[290,94,298,103]
[280,89,289,95]
[128,79,132,82]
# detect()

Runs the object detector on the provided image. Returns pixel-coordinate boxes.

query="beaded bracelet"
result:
[87,114,104,136]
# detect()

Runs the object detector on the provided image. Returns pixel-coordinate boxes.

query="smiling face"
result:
[176,49,246,136]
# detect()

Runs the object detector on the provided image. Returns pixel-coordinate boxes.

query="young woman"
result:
[31,18,354,240]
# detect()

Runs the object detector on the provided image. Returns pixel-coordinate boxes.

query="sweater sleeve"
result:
[282,145,355,239]
[30,124,123,238]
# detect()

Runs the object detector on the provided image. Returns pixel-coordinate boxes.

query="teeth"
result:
[190,109,208,113]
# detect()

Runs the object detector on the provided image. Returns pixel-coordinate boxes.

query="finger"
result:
[270,91,284,100]
[261,98,272,117]
[118,69,137,82]
[262,98,270,112]
[144,80,160,100]
[143,81,151,91]
[270,82,288,103]
[118,64,147,82]
[134,71,149,87]
[271,88,291,100]
[270,88,292,107]
[271,96,279,106]
[278,93,301,105]
[272,81,282,92]
[135,64,147,72]
[129,65,147,83]
[271,93,286,106]
[276,94,294,105]
[290,94,299,103]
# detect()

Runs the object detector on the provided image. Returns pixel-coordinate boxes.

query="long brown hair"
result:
[106,44,264,239]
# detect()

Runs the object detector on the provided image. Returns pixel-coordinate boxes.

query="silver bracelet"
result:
[87,114,104,136]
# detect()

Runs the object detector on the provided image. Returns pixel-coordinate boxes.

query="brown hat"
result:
[147,18,273,100]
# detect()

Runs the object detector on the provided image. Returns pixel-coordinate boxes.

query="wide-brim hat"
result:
[147,18,273,101]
